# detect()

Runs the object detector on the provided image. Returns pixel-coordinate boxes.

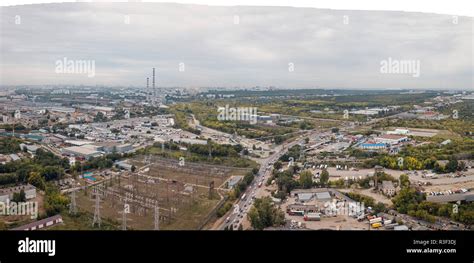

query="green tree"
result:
[392,188,423,214]
[19,189,26,202]
[373,202,386,214]
[433,162,445,173]
[320,169,329,187]
[299,170,313,189]
[94,112,107,122]
[12,189,26,202]
[273,161,282,170]
[247,197,285,230]
[28,171,46,190]
[404,156,422,170]
[399,174,410,189]
[41,166,64,181]
[445,158,458,173]
[459,210,474,225]
[44,185,69,216]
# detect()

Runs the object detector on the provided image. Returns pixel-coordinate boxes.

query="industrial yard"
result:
[73,156,251,230]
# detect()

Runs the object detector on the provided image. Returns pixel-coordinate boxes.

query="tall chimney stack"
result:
[152,68,156,103]
[152,68,155,88]
[146,77,150,101]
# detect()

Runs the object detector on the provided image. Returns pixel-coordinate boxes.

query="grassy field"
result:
[140,144,258,169]
[69,157,246,230]
[50,212,120,230]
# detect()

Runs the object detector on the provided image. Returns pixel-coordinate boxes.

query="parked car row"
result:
[426,188,469,196]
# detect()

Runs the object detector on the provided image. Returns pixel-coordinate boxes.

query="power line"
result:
[154,205,160,230]
[122,206,127,230]
[69,190,77,215]
[92,187,101,228]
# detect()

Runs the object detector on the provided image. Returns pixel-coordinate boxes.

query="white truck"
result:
[304,213,321,221]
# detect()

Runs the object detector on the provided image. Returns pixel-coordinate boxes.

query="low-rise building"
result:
[0,184,36,203]
[375,134,408,145]
[115,161,133,171]
[387,129,410,135]
[173,138,208,145]
[360,143,386,150]
[19,144,39,154]
[9,154,20,161]
[426,193,474,203]
[315,191,331,201]
[12,215,63,231]
[95,142,134,154]
[61,145,103,159]
[381,181,396,197]
[296,193,314,203]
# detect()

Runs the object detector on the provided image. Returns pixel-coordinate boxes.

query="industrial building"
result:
[12,215,63,231]
[374,134,408,145]
[61,145,103,159]
[426,193,474,203]
[95,142,134,154]
[381,181,396,197]
[360,143,386,150]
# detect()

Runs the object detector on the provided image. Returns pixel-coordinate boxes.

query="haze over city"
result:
[0,3,472,89]
[0,2,474,261]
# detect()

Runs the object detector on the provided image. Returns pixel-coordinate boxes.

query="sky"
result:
[0,3,472,90]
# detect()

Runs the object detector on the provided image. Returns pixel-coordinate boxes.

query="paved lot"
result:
[280,197,369,230]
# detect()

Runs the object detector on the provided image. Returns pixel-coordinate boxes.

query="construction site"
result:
[71,156,251,230]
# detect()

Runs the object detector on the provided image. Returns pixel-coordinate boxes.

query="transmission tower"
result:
[122,208,127,230]
[209,181,215,199]
[92,190,101,228]
[119,203,132,230]
[69,190,77,215]
[154,206,160,230]
[147,154,151,168]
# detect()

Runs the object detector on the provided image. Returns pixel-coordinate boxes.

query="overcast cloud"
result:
[0,3,472,89]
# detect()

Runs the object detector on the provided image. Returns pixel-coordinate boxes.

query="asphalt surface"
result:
[220,130,321,230]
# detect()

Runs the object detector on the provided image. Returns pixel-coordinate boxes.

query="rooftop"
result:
[297,193,314,201]
[11,215,62,230]
[379,134,408,140]
[315,192,331,200]
[382,180,395,189]
[62,145,101,156]
[0,184,36,196]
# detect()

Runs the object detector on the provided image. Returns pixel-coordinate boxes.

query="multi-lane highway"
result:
[219,130,321,230]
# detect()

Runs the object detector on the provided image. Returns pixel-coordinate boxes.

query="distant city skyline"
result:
[0,3,472,90]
